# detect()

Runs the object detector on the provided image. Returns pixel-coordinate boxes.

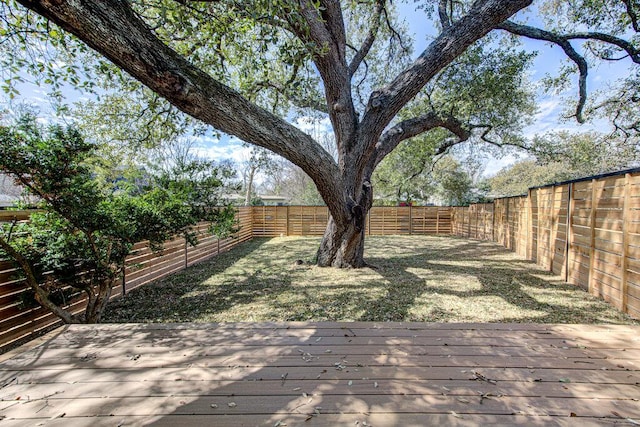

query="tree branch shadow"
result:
[360,239,636,324]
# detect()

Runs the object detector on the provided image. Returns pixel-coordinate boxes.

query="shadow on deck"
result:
[1,322,639,426]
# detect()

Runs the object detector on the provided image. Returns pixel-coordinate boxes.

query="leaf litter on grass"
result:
[103,235,639,325]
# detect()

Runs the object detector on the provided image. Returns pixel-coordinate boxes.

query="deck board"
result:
[1,322,639,426]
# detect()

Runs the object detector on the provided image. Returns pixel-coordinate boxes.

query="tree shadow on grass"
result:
[103,238,295,323]
[360,239,637,324]
[103,236,637,325]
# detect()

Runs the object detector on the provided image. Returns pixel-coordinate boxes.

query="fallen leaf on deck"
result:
[450,411,463,419]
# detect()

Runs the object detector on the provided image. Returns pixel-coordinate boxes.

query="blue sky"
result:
[397,2,633,175]
[3,2,633,178]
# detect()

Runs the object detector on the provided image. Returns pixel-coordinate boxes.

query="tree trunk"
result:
[244,165,256,206]
[316,217,367,267]
[316,173,373,267]
[83,280,114,323]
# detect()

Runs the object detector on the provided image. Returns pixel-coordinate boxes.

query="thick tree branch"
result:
[565,32,639,63]
[622,0,640,33]
[373,112,471,167]
[497,20,589,122]
[319,0,347,61]
[499,22,640,63]
[17,0,345,218]
[359,0,532,157]
[438,0,452,29]
[348,0,384,77]
[285,0,356,159]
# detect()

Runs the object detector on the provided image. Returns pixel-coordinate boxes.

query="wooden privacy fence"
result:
[0,208,253,351]
[451,169,640,319]
[251,205,453,236]
[0,205,453,351]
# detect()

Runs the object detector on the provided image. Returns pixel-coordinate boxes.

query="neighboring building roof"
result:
[227,193,290,205]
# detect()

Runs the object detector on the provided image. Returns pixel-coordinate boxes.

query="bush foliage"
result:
[0,115,237,323]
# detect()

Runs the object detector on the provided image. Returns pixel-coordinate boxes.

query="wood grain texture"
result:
[0,322,638,426]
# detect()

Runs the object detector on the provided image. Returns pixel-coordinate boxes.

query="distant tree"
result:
[241,146,273,206]
[487,160,568,196]
[372,130,444,205]
[532,131,640,175]
[489,131,640,196]
[262,158,325,205]
[433,157,476,206]
[0,115,237,323]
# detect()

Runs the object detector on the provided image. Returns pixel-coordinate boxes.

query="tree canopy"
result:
[1,0,638,267]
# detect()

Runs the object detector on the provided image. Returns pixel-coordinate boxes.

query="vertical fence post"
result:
[506,198,511,249]
[527,189,533,260]
[491,202,496,242]
[588,179,598,296]
[184,235,188,268]
[409,204,413,235]
[121,261,126,296]
[537,189,543,263]
[286,205,290,236]
[621,173,631,313]
[564,183,573,283]
[548,186,555,271]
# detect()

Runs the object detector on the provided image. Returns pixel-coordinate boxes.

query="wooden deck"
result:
[0,322,639,426]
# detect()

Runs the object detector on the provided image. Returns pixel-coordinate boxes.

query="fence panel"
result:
[368,207,409,235]
[287,206,329,236]
[411,207,452,235]
[450,170,640,319]
[251,206,288,237]
[0,208,253,351]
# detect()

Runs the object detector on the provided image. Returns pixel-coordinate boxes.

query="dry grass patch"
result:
[104,236,639,324]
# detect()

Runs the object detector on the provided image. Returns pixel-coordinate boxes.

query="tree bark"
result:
[316,217,367,268]
[84,280,113,323]
[316,170,373,267]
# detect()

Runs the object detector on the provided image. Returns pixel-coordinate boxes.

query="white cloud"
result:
[293,116,332,137]
[192,138,252,164]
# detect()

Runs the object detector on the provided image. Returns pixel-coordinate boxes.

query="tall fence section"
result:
[451,170,640,320]
[1,169,638,351]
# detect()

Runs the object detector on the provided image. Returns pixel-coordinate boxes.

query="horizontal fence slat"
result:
[0,207,253,352]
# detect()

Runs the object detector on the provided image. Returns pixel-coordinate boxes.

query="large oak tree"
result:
[2,0,638,267]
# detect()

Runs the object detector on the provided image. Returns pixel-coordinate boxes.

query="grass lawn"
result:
[103,236,639,324]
